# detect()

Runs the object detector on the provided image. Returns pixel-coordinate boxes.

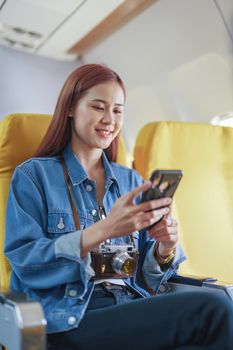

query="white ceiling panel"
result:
[37,0,124,60]
[22,0,84,15]
[0,0,124,60]
[0,0,84,35]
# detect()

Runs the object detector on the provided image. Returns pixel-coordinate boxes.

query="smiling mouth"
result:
[95,129,113,138]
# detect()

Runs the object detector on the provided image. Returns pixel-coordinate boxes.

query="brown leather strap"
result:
[60,155,81,230]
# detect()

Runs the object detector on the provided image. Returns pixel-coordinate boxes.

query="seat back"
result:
[0,113,131,290]
[134,121,233,283]
[0,114,52,290]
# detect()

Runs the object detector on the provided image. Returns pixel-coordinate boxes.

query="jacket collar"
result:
[62,144,120,189]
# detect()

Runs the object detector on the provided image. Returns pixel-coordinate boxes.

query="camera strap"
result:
[60,154,81,230]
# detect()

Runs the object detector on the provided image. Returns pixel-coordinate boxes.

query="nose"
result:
[102,110,115,124]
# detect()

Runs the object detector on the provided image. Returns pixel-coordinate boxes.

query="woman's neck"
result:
[71,140,106,205]
[71,142,104,176]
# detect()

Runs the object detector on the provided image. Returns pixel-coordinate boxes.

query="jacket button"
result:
[57,218,65,229]
[68,316,76,325]
[92,209,97,216]
[85,184,92,192]
[69,289,77,297]
[159,284,166,293]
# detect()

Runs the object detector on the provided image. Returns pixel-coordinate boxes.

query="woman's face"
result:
[70,81,125,153]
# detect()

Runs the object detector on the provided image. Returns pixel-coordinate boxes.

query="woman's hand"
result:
[81,182,172,257]
[103,182,172,240]
[148,207,178,257]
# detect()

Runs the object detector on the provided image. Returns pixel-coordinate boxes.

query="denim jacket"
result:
[5,144,186,333]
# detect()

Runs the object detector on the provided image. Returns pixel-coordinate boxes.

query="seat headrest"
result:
[0,114,51,173]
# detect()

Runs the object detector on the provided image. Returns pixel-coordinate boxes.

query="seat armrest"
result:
[0,290,47,350]
[168,274,218,286]
[167,274,233,301]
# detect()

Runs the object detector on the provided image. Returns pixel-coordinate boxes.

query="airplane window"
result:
[211,112,233,127]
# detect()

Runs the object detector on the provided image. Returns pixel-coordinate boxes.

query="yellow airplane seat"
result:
[134,121,233,283]
[0,113,131,291]
[0,114,52,290]
[0,114,51,350]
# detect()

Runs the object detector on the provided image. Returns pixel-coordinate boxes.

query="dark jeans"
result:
[47,285,233,350]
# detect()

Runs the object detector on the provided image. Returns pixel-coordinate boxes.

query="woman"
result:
[5,64,233,349]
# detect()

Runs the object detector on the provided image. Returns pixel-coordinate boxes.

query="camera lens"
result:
[111,252,136,275]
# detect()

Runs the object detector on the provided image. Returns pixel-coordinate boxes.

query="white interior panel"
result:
[37,0,124,60]
[0,0,124,59]
[169,53,233,122]
[22,0,83,15]
[84,0,233,150]
[215,0,233,44]
[0,0,80,34]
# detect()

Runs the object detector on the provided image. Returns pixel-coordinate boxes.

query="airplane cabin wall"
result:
[0,46,81,120]
[84,0,233,153]
[0,0,232,155]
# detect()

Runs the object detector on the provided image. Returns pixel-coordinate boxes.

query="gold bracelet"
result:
[154,242,176,265]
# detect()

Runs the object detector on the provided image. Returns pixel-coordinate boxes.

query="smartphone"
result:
[141,170,183,228]
[141,169,183,203]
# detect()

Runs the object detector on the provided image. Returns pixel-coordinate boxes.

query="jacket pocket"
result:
[47,212,77,235]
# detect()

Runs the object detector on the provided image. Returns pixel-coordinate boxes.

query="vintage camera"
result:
[91,241,139,279]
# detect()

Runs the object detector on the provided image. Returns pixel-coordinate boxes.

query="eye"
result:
[114,109,123,116]
[93,106,104,111]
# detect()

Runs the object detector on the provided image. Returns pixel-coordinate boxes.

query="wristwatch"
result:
[154,242,176,265]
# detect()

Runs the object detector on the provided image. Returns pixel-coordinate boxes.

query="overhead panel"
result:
[0,0,124,60]
[37,0,124,60]
[0,0,84,55]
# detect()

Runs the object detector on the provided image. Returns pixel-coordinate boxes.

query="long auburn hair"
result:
[35,64,126,161]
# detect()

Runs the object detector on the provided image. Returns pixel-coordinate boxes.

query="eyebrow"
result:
[91,99,124,107]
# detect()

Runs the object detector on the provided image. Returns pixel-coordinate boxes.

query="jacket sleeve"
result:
[4,166,94,290]
[141,241,186,291]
